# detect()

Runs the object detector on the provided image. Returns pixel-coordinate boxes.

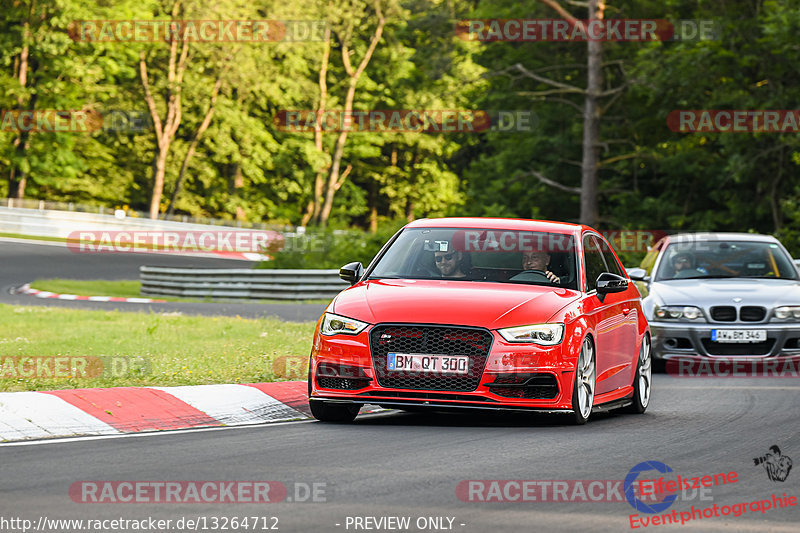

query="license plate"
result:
[387,353,469,374]
[711,329,766,343]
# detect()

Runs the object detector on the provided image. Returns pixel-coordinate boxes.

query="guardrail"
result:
[139,266,349,300]
[0,205,286,240]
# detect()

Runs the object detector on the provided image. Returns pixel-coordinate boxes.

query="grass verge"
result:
[0,304,315,392]
[0,232,67,243]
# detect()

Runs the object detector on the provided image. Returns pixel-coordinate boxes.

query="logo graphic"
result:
[624,461,677,514]
[754,445,793,482]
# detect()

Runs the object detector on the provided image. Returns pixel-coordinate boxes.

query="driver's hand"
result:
[545,270,560,284]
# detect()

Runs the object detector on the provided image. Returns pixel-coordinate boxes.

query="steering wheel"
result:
[516,269,552,282]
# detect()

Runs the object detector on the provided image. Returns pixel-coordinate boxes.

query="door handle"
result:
[622,308,632,316]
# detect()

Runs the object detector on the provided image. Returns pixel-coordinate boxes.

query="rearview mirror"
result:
[339,262,364,285]
[596,272,628,301]
[626,267,647,281]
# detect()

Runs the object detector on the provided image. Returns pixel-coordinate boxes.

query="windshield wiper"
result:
[672,275,740,280]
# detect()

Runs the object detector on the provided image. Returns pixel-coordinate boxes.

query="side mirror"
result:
[626,267,647,281]
[596,272,628,301]
[339,262,364,285]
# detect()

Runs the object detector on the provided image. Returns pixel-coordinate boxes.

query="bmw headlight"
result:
[498,323,565,345]
[773,306,800,320]
[320,313,369,336]
[654,305,705,321]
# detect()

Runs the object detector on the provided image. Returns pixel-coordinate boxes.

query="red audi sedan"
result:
[308,218,651,424]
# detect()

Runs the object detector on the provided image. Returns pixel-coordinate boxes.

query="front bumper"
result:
[650,321,800,360]
[309,325,581,411]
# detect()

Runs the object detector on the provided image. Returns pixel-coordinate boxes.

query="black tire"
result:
[624,334,652,414]
[570,337,595,425]
[309,400,360,423]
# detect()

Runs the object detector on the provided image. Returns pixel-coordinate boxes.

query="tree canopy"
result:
[2,0,799,254]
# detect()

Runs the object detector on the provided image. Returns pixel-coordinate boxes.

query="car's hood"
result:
[332,279,581,329]
[647,278,800,307]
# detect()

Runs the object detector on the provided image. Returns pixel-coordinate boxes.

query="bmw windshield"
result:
[368,227,580,290]
[654,240,798,281]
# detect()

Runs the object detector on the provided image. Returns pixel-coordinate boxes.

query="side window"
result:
[583,236,607,291]
[597,238,623,276]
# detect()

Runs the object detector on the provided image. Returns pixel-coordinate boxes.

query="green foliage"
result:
[258,222,406,269]
[2,0,800,256]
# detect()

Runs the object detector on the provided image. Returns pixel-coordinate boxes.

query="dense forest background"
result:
[3,0,800,255]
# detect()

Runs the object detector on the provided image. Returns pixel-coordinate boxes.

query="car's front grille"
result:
[740,306,766,322]
[486,373,559,399]
[710,306,737,322]
[369,325,492,391]
[701,338,775,356]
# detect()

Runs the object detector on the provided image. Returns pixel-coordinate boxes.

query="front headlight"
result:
[773,306,800,320]
[498,323,565,345]
[654,305,705,321]
[320,313,369,336]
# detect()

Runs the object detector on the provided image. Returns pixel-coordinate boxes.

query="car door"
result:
[597,236,639,391]
[582,234,631,395]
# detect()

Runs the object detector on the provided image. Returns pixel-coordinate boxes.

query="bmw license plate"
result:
[711,329,766,343]
[387,353,469,374]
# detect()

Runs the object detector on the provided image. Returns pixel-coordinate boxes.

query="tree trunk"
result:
[141,0,188,219]
[233,164,245,221]
[369,180,378,233]
[580,0,604,227]
[9,19,31,199]
[318,0,385,226]
[151,148,169,218]
[304,24,332,226]
[166,75,223,216]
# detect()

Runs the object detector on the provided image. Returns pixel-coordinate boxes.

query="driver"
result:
[434,250,467,278]
[522,251,560,284]
[671,252,706,278]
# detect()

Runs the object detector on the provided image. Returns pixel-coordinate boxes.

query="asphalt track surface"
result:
[2,241,800,532]
[1,379,799,532]
[0,240,327,321]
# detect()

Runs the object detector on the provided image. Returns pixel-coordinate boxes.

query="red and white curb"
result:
[0,381,316,442]
[15,283,166,304]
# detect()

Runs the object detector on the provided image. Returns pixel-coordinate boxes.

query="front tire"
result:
[624,334,651,414]
[571,337,596,425]
[309,400,360,423]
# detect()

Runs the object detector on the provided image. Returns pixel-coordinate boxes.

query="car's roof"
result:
[666,232,780,244]
[405,217,585,234]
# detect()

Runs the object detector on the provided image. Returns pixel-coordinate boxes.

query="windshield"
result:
[655,239,798,281]
[368,227,579,290]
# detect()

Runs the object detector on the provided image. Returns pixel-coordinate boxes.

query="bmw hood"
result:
[331,279,580,330]
[646,278,800,309]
